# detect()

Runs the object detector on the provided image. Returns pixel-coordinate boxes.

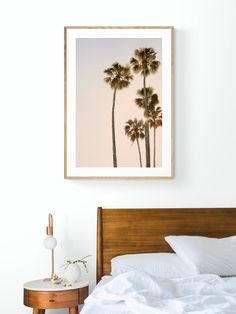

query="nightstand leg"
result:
[69,306,79,314]
[33,310,45,314]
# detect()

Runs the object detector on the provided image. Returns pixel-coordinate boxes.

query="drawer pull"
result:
[49,299,55,302]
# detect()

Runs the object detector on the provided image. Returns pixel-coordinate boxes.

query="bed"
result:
[81,207,236,314]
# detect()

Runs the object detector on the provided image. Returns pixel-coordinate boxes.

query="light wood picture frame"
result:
[64,26,174,178]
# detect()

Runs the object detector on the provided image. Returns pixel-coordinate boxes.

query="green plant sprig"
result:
[61,255,92,273]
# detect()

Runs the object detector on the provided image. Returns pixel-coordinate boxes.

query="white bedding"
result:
[81,271,236,314]
[112,253,197,278]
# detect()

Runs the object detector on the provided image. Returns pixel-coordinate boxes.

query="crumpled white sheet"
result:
[81,271,236,314]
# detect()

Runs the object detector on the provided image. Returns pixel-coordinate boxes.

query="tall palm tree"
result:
[130,48,160,167]
[125,119,145,167]
[148,107,162,167]
[104,63,133,167]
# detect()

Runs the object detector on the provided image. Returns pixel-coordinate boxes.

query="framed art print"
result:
[64,26,174,178]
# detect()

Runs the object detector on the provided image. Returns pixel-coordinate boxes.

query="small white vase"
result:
[64,264,81,283]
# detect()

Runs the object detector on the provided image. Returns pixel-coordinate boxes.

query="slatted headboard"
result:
[96,207,236,282]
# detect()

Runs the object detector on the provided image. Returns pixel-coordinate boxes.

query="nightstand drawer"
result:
[24,287,88,309]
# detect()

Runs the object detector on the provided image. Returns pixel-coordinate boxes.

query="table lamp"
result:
[43,213,57,280]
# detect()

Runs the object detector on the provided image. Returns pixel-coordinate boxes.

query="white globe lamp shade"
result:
[44,235,57,250]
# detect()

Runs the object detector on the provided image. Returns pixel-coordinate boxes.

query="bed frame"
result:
[96,207,236,282]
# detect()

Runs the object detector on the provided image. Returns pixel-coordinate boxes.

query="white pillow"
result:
[165,235,236,276]
[111,253,197,279]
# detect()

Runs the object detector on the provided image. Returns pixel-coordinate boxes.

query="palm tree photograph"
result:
[75,38,163,168]
[65,27,173,178]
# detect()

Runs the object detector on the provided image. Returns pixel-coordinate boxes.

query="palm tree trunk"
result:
[143,74,151,167]
[136,139,142,168]
[112,89,117,167]
[153,128,156,167]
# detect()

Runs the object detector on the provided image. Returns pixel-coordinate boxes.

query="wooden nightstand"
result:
[23,279,89,314]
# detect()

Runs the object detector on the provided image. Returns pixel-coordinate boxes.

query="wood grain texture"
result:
[33,310,45,314]
[69,306,79,314]
[97,207,103,283]
[97,207,236,282]
[24,286,88,309]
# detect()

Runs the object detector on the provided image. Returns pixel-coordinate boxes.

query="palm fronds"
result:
[148,107,162,129]
[125,118,145,142]
[130,48,160,77]
[135,87,159,117]
[104,62,133,90]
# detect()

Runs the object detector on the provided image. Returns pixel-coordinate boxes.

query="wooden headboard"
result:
[96,207,236,282]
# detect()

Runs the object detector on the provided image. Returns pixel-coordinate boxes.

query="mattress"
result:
[81,270,236,314]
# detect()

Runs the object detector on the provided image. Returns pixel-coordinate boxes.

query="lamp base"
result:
[43,274,63,284]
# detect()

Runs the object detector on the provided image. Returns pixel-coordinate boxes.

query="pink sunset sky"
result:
[76,38,162,167]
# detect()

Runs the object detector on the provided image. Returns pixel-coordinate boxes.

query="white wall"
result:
[0,0,236,313]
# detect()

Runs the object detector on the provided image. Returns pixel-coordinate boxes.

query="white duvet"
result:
[81,271,236,314]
